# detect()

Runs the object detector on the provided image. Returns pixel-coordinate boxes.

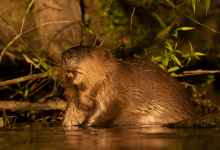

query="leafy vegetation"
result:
[96,0,209,76]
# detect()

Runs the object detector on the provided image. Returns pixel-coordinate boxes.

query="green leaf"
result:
[48,70,52,77]
[189,41,194,53]
[154,56,162,61]
[134,54,140,58]
[192,0,196,13]
[186,57,191,66]
[164,49,167,57]
[159,64,165,70]
[172,30,178,38]
[193,54,201,60]
[30,110,35,114]
[145,24,173,50]
[173,55,182,66]
[164,56,169,68]
[175,43,178,49]
[55,67,61,71]
[17,83,21,88]
[165,41,173,52]
[151,55,155,62]
[42,63,48,70]
[178,27,195,31]
[38,98,45,103]
[32,58,39,62]
[40,59,47,62]
[168,66,180,72]
[170,72,179,77]
[175,50,183,54]
[35,64,40,68]
[194,52,206,56]
[21,45,26,53]
[165,46,171,51]
[206,0,210,16]
[42,72,48,78]
[196,0,201,4]
[85,27,93,34]
[15,89,23,95]
[155,14,167,29]
[24,85,28,98]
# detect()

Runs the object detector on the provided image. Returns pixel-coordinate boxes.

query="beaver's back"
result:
[110,59,195,125]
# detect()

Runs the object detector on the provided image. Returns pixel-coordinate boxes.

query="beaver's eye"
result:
[86,49,90,53]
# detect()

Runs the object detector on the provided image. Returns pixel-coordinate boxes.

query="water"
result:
[0,123,220,150]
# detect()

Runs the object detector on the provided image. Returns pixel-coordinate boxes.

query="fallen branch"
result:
[0,97,66,112]
[0,71,59,87]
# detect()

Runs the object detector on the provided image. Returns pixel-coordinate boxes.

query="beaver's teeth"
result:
[67,72,74,78]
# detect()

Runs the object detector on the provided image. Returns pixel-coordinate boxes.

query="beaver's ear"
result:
[104,49,110,59]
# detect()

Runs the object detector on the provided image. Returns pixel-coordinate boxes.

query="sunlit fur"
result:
[60,46,195,127]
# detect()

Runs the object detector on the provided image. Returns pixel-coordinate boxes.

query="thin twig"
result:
[20,0,33,34]
[130,7,136,49]
[179,82,195,87]
[23,20,81,35]
[28,79,51,97]
[0,0,42,64]
[30,78,47,93]
[100,0,113,26]
[0,45,21,52]
[5,51,24,61]
[93,33,99,46]
[177,69,220,77]
[99,34,108,47]
[96,0,113,47]
[10,78,37,99]
[72,29,76,44]
[79,21,84,46]
[53,76,57,95]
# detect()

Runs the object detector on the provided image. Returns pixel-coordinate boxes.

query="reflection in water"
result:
[63,125,182,150]
[1,123,220,150]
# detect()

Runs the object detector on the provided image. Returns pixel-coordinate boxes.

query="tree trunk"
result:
[34,0,91,62]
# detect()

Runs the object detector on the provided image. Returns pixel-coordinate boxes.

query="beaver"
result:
[60,45,195,127]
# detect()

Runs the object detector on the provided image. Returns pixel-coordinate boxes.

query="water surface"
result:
[0,123,220,150]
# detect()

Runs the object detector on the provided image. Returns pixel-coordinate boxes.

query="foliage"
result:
[14,83,29,99]
[146,15,206,76]
[97,0,129,37]
[190,0,210,16]
[33,58,53,78]
[96,0,209,76]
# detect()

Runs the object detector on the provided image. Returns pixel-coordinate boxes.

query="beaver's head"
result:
[61,46,115,91]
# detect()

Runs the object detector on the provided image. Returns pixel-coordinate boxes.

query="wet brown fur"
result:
[60,45,195,127]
